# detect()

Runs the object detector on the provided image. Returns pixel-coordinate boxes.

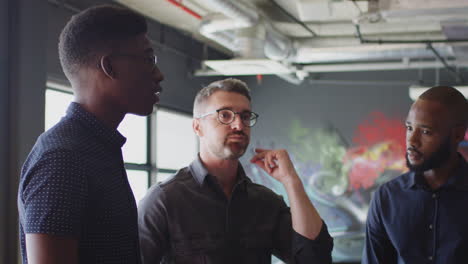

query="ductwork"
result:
[199,14,239,51]
[195,0,468,85]
[200,0,463,63]
[199,0,260,54]
[202,0,258,26]
[199,0,295,60]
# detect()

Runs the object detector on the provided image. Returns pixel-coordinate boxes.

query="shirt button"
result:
[432,193,437,198]
[429,224,433,230]
[428,256,433,261]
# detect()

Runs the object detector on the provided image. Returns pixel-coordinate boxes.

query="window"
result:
[45,83,198,204]
[155,108,198,182]
[45,89,73,130]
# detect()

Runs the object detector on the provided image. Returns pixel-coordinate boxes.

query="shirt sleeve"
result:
[292,221,333,264]
[272,198,333,264]
[138,184,170,264]
[20,149,88,238]
[362,186,397,264]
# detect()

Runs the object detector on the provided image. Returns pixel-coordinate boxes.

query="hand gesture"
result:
[250,148,300,185]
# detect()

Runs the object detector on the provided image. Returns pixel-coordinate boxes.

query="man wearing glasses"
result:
[18,5,163,264]
[138,78,333,263]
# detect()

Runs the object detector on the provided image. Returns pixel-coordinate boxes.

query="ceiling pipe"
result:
[197,0,297,76]
[426,43,464,83]
[292,43,454,64]
[301,59,467,73]
[198,0,468,84]
[201,0,258,26]
[355,24,468,44]
[199,0,259,53]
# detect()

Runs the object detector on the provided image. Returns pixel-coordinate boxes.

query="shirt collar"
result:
[446,156,468,190]
[66,102,126,148]
[404,154,468,191]
[189,154,248,187]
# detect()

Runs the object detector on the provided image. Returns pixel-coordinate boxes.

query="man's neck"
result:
[423,154,460,190]
[73,89,125,130]
[199,152,239,198]
[71,73,126,130]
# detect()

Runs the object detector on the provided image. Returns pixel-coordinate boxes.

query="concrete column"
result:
[0,0,47,263]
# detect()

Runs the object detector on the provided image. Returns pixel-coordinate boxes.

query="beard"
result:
[406,137,452,173]
[211,131,250,160]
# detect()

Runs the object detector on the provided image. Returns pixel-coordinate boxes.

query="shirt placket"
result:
[427,191,439,263]
[225,180,245,253]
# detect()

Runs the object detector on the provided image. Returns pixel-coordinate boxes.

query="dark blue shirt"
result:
[138,155,333,264]
[18,103,140,264]
[362,156,468,264]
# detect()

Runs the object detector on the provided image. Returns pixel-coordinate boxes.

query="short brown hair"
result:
[58,5,147,79]
[193,78,251,117]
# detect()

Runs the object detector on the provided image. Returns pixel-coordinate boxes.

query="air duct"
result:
[199,0,295,60]
[199,0,260,53]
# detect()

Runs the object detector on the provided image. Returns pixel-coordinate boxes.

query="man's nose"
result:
[230,114,245,130]
[407,130,420,148]
[153,66,164,83]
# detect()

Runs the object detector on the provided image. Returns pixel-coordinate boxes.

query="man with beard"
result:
[362,86,468,264]
[138,78,333,263]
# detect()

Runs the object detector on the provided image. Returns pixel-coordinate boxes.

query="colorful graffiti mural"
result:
[245,112,408,262]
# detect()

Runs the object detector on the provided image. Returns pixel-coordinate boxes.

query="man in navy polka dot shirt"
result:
[18,5,164,264]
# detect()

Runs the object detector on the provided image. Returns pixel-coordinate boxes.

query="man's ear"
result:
[99,55,115,79]
[453,125,467,144]
[193,118,203,137]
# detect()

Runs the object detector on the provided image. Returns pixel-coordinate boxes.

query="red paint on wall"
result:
[347,112,407,190]
[353,112,405,149]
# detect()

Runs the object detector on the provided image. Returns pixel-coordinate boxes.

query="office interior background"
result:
[1,0,468,263]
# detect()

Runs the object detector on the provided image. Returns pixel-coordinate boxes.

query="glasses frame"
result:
[110,53,158,70]
[197,108,259,127]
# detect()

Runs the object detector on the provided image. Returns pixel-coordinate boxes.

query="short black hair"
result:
[419,85,468,127]
[58,5,147,79]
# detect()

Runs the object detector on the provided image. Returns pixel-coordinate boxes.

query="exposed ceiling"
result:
[116,0,468,84]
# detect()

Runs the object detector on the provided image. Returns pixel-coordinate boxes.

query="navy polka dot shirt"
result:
[18,102,141,264]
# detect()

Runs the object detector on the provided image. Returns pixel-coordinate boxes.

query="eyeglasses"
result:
[111,53,158,70]
[197,108,259,127]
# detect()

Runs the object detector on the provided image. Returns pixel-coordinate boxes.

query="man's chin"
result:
[224,146,247,160]
[406,158,433,173]
[407,157,423,171]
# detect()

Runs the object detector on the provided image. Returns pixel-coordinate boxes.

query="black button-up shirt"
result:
[18,103,140,264]
[138,156,333,264]
[363,155,468,264]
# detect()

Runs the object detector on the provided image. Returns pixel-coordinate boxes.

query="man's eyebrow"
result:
[405,121,433,129]
[218,106,251,112]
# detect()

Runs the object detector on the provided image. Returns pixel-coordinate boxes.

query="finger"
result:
[265,151,277,170]
[250,150,268,163]
[252,159,268,172]
[253,159,275,175]
[264,153,278,174]
[255,148,270,153]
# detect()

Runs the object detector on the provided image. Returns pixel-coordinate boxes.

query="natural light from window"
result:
[156,109,198,170]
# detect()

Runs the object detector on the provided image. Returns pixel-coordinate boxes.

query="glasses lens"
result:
[242,112,257,127]
[218,110,234,124]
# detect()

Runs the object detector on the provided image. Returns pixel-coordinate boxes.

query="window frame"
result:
[151,106,198,183]
[45,81,198,193]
